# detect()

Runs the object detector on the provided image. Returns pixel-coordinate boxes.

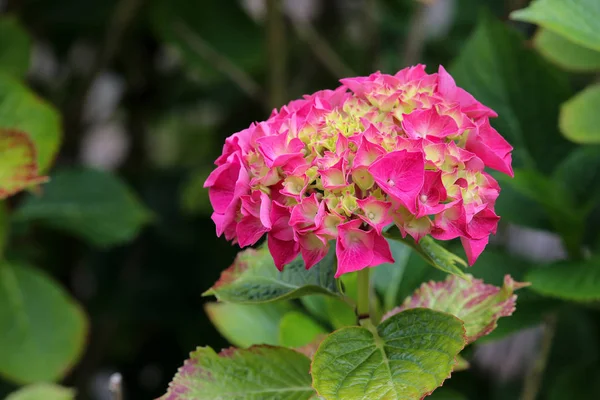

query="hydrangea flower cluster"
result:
[205,65,513,277]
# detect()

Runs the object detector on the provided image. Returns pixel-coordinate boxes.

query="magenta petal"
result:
[467,207,500,239]
[467,119,514,177]
[368,150,425,214]
[335,220,374,277]
[267,234,300,271]
[207,161,240,214]
[401,108,459,140]
[298,233,329,270]
[259,191,272,229]
[461,236,489,265]
[270,202,294,241]
[354,131,386,168]
[371,233,395,265]
[236,216,268,247]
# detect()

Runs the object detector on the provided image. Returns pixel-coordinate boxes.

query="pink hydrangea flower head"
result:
[205,65,513,275]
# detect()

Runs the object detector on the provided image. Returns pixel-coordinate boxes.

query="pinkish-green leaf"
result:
[160,346,314,400]
[0,130,48,199]
[384,274,528,343]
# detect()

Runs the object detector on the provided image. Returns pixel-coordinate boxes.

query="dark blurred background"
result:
[0,0,549,399]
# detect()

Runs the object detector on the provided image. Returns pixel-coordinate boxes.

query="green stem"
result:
[357,268,371,321]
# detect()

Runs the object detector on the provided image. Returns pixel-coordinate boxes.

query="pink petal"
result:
[371,233,395,265]
[289,194,321,231]
[354,133,386,168]
[298,233,329,270]
[460,236,489,266]
[437,66,498,119]
[368,150,425,214]
[466,119,514,177]
[335,220,374,277]
[416,170,451,218]
[319,158,348,190]
[357,197,393,235]
[236,216,268,247]
[257,132,305,168]
[267,234,300,271]
[431,201,468,240]
[270,202,294,241]
[401,108,459,140]
[466,206,500,239]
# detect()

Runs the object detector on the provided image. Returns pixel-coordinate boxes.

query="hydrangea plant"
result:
[161,65,524,400]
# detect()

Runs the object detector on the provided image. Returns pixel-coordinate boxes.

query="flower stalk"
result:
[357,268,371,323]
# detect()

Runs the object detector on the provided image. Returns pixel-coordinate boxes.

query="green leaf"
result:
[497,169,575,216]
[0,130,48,199]
[205,302,294,348]
[450,15,573,174]
[560,84,600,144]
[160,346,314,400]
[311,308,466,400]
[384,274,528,343]
[526,258,600,301]
[14,168,151,247]
[300,295,357,329]
[373,239,411,311]
[0,72,61,172]
[325,297,357,329]
[203,244,340,303]
[496,169,583,252]
[493,176,552,231]
[5,383,75,400]
[0,262,87,383]
[149,0,264,84]
[534,29,600,72]
[0,16,31,78]
[554,145,600,210]
[384,228,468,279]
[511,0,600,52]
[278,311,327,348]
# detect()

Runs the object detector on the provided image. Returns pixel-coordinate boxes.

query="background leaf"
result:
[451,15,573,174]
[373,239,411,311]
[560,84,600,144]
[204,301,294,348]
[311,308,465,400]
[511,0,600,52]
[14,168,151,247]
[533,29,600,72]
[160,346,314,400]
[300,295,357,329]
[0,73,61,172]
[5,383,75,400]
[149,0,264,84]
[526,258,600,301]
[278,311,327,348]
[204,244,340,303]
[0,16,31,79]
[0,262,87,383]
